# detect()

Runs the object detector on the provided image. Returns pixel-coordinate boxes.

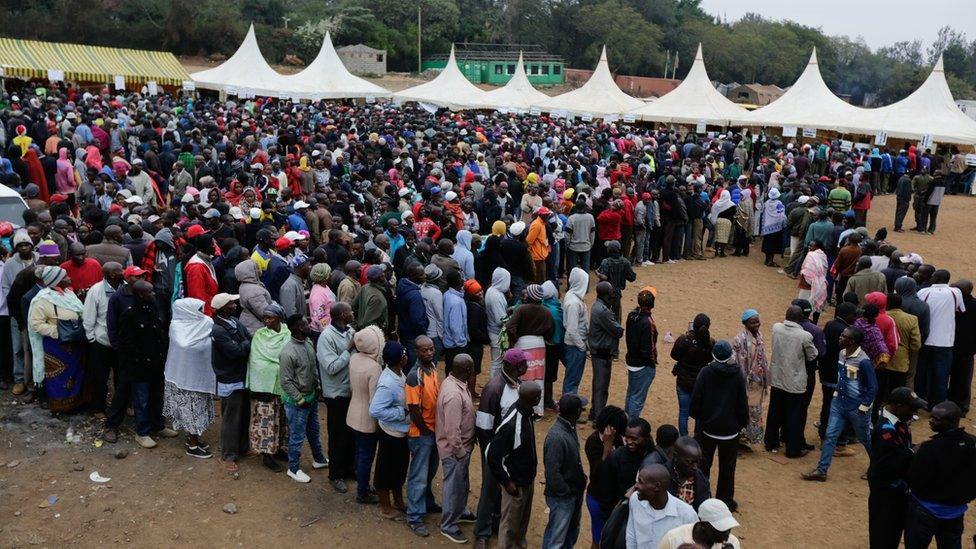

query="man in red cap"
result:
[526,207,551,284]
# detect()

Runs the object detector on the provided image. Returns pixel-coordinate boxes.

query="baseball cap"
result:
[123,266,148,278]
[887,387,927,410]
[536,207,551,216]
[293,200,310,209]
[211,293,239,310]
[123,195,143,205]
[275,236,293,251]
[697,499,740,532]
[185,225,207,239]
[284,230,307,241]
[203,208,221,219]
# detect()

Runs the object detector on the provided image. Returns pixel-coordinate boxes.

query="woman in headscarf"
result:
[163,298,216,458]
[540,281,564,411]
[55,148,77,208]
[732,185,753,257]
[298,155,314,197]
[853,303,892,369]
[504,283,554,416]
[308,262,335,342]
[798,240,829,324]
[23,148,50,202]
[760,188,787,267]
[864,292,899,359]
[246,303,292,472]
[732,309,769,448]
[708,189,736,257]
[223,179,246,206]
[475,220,507,288]
[27,266,85,413]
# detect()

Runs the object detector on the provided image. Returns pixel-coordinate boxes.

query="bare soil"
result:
[2,194,975,548]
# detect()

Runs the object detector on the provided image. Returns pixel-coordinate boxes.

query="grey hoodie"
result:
[452,229,475,280]
[895,277,931,342]
[562,267,589,350]
[234,259,273,336]
[486,268,511,342]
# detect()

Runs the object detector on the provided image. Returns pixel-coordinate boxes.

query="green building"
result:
[422,43,564,86]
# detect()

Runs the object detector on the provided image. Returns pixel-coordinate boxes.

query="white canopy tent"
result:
[284,32,390,100]
[729,48,875,134]
[476,52,552,112]
[393,46,486,111]
[628,44,748,126]
[190,24,299,98]
[865,55,976,145]
[533,46,644,118]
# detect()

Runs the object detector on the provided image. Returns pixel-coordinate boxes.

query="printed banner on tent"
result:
[802,128,817,138]
[529,107,541,116]
[695,120,707,133]
[224,86,238,96]
[365,96,376,104]
[114,76,125,90]
[623,113,636,124]
[182,81,196,91]
[418,102,438,114]
[604,115,619,124]
[580,113,593,122]
[874,131,888,146]
[47,69,64,82]
[839,140,853,152]
[920,134,934,149]
[855,143,870,152]
[966,154,976,166]
[782,126,797,137]
[147,81,158,96]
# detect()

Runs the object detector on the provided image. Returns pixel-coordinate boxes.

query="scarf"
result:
[27,287,84,381]
[761,198,786,236]
[708,189,735,225]
[245,325,292,395]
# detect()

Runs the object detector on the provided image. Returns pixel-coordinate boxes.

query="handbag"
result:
[54,304,86,343]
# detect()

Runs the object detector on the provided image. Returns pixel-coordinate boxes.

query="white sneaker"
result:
[312,459,329,469]
[287,469,311,483]
[135,435,157,449]
[666,259,677,264]
[642,261,654,266]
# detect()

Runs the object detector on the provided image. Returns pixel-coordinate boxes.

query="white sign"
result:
[529,107,541,116]
[113,75,125,90]
[604,115,618,124]
[623,113,637,124]
[580,113,593,122]
[695,120,707,133]
[920,134,934,149]
[839,139,853,152]
[146,81,158,96]
[802,127,817,138]
[224,86,238,96]
[365,96,375,104]
[782,126,797,137]
[965,154,976,166]
[855,143,871,152]
[874,131,888,146]
[291,96,303,103]
[47,69,64,82]
[182,81,196,91]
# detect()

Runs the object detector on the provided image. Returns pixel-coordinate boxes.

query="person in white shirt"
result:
[658,498,742,549]
[81,261,124,416]
[917,269,966,408]
[627,463,698,549]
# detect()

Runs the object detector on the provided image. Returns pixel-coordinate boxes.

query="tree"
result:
[576,0,664,76]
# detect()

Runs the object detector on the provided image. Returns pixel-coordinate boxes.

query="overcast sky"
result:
[698,0,976,50]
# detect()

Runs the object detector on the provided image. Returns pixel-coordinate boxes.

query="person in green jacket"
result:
[352,264,389,332]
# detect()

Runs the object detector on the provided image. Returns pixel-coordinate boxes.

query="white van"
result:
[0,185,28,224]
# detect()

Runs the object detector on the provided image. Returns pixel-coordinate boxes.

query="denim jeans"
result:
[406,434,439,524]
[905,496,964,549]
[284,400,326,473]
[431,336,444,367]
[566,249,591,273]
[634,229,647,263]
[131,380,164,436]
[676,385,693,436]
[815,399,871,474]
[354,431,378,498]
[625,367,656,419]
[10,318,24,383]
[562,345,586,396]
[542,494,583,549]
[917,346,953,408]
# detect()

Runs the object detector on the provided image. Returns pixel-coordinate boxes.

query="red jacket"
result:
[184,254,218,316]
[596,208,622,241]
[621,196,635,227]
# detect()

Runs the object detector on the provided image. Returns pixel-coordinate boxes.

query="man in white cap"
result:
[288,201,311,233]
[210,293,251,472]
[128,159,157,208]
[657,498,741,548]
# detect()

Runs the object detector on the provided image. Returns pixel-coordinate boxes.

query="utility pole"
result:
[282,16,291,29]
[663,50,670,78]
[417,6,422,74]
[672,51,679,79]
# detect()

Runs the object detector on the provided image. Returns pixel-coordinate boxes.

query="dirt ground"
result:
[2,194,975,548]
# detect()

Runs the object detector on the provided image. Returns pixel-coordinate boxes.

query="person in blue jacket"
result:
[395,263,428,369]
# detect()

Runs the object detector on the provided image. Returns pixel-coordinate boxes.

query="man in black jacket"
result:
[671,313,714,436]
[867,387,926,549]
[905,401,976,548]
[624,288,658,419]
[667,436,712,511]
[596,417,654,520]
[487,382,541,549]
[542,394,586,549]
[690,340,748,512]
[818,303,857,441]
[211,294,251,471]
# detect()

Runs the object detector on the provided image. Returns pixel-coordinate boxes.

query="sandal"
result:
[221,459,240,473]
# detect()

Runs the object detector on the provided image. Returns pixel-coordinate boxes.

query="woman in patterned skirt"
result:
[246,304,292,472]
[731,308,769,449]
[163,298,216,459]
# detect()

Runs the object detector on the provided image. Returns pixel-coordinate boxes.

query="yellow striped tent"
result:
[0,37,189,86]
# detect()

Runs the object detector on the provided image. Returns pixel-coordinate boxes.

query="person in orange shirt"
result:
[526,207,551,284]
[404,336,443,537]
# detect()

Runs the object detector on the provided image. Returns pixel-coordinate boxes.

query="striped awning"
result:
[0,37,190,86]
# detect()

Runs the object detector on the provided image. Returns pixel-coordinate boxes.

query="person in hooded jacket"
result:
[561,268,589,399]
[894,277,931,390]
[671,314,715,436]
[485,268,511,379]
[452,229,476,281]
[689,340,749,512]
[234,259,274,336]
[464,279,490,397]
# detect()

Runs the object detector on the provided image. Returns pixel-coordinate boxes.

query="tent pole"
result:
[417,6,422,74]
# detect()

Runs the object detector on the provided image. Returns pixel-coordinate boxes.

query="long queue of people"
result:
[0,82,974,547]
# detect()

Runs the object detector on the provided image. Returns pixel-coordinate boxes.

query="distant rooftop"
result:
[426,43,563,63]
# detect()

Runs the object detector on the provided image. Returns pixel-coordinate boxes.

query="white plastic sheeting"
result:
[190,24,299,98]
[476,52,552,112]
[393,46,486,111]
[533,46,644,118]
[284,32,390,100]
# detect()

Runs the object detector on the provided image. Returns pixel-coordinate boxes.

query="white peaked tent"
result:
[730,48,874,133]
[190,24,297,97]
[534,46,644,118]
[477,52,552,112]
[393,46,486,111]
[284,32,390,100]
[866,55,976,144]
[628,44,748,126]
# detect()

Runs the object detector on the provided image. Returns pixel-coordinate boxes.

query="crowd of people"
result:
[0,80,975,548]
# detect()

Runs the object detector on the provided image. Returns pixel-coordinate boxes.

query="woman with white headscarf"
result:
[760,188,787,267]
[708,189,736,257]
[163,298,216,458]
